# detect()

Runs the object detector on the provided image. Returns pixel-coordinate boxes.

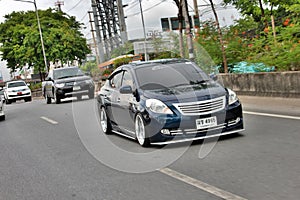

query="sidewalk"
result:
[239,95,300,117]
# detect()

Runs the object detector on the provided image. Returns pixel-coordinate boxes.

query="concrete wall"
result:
[218,72,300,98]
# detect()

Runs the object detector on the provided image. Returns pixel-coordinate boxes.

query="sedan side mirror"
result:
[119,85,133,94]
[209,73,218,81]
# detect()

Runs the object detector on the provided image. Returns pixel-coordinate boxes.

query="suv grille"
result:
[173,96,226,116]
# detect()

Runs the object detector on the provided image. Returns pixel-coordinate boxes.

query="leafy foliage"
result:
[0,8,90,74]
[195,1,300,71]
[113,57,133,69]
[111,42,134,58]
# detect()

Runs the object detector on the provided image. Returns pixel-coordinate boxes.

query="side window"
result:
[47,70,53,80]
[122,71,133,87]
[110,72,123,89]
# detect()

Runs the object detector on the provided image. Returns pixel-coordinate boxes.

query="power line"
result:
[79,12,88,22]
[126,0,168,18]
[125,0,139,11]
[67,0,84,12]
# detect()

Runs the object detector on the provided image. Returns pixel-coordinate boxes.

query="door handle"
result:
[117,98,121,102]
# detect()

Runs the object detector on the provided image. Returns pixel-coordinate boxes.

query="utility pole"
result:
[91,0,105,63]
[208,0,228,73]
[55,0,64,12]
[174,0,184,58]
[91,0,129,61]
[193,0,200,33]
[182,0,194,60]
[117,0,128,44]
[138,0,148,61]
[193,0,199,17]
[88,11,100,65]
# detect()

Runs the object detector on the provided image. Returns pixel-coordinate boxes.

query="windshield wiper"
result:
[170,83,191,88]
[57,75,74,79]
[191,80,210,85]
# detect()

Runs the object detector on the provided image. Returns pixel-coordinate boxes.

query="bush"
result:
[29,82,42,90]
[113,57,133,69]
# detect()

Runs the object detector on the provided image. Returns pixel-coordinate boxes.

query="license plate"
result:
[17,92,22,95]
[73,86,80,91]
[196,116,217,129]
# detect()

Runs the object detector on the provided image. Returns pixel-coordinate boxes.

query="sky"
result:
[0,0,240,81]
[0,0,241,40]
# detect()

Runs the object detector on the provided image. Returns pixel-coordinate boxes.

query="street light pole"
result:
[14,0,48,72]
[138,0,148,61]
[33,0,48,72]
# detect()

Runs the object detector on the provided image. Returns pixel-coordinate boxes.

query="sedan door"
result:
[115,70,136,135]
[106,71,124,127]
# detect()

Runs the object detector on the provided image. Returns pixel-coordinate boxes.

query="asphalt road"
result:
[0,96,299,200]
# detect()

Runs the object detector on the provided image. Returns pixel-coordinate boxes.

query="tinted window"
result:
[8,82,26,88]
[122,71,133,87]
[135,62,209,89]
[110,72,123,89]
[53,68,84,80]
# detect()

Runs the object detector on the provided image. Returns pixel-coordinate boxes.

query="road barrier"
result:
[218,71,300,98]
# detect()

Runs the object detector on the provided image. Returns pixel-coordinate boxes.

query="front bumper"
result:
[0,103,4,116]
[56,83,94,99]
[144,101,244,145]
[6,91,31,100]
[0,110,4,117]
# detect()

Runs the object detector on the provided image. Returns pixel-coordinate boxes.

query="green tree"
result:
[196,20,223,65]
[0,8,90,78]
[111,42,134,58]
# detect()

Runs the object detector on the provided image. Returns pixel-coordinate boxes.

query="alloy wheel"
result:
[100,107,108,133]
[135,114,149,147]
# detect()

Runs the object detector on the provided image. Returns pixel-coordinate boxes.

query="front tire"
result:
[88,91,95,99]
[24,97,32,102]
[135,114,150,147]
[6,99,11,104]
[99,106,111,134]
[54,92,61,104]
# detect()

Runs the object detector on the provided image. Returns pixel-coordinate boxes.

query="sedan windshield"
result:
[53,68,84,80]
[135,62,210,90]
[7,82,26,88]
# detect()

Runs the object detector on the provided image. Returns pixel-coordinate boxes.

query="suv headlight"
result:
[145,99,173,114]
[85,79,94,85]
[227,88,238,105]
[55,83,65,88]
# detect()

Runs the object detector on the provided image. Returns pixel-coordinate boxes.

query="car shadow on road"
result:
[160,133,245,150]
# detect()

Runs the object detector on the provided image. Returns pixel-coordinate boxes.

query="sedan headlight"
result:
[55,83,65,88]
[145,99,173,114]
[227,88,238,105]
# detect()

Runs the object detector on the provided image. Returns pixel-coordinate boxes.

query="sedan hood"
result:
[54,75,91,84]
[142,81,227,103]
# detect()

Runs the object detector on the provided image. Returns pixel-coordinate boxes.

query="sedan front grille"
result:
[173,96,226,116]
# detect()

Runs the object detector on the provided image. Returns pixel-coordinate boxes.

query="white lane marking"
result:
[243,111,300,120]
[40,116,58,125]
[159,168,247,200]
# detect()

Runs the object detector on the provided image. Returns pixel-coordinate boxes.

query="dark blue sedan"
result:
[97,59,244,147]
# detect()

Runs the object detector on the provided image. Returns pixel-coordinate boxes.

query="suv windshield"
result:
[135,62,210,90]
[53,68,84,80]
[7,82,26,88]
